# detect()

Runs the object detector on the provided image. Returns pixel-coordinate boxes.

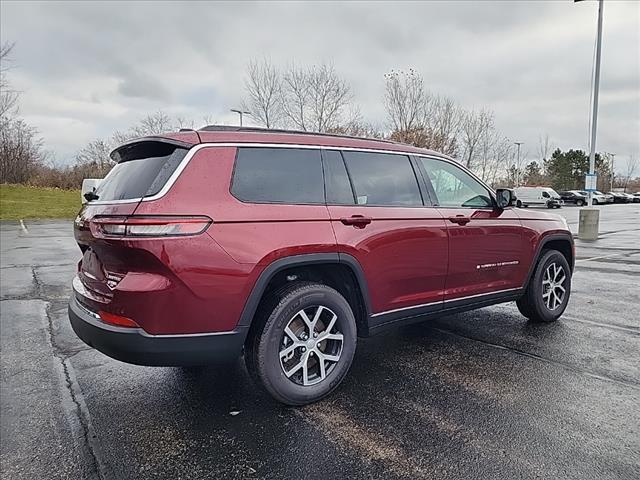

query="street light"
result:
[514,142,524,185]
[230,109,251,127]
[607,152,616,192]
[575,0,604,240]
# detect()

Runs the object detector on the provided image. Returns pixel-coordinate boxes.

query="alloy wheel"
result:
[542,262,566,311]
[279,305,344,386]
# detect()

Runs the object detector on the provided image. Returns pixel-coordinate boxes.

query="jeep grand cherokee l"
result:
[69,126,574,405]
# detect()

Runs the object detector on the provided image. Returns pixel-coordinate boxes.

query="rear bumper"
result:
[68,296,247,366]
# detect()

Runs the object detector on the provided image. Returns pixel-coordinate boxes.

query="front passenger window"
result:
[420,158,492,208]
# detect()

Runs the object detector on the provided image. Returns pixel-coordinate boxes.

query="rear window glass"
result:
[323,150,355,205]
[94,142,187,201]
[231,147,324,204]
[342,151,423,206]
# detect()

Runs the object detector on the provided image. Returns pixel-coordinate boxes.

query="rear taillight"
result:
[91,216,212,238]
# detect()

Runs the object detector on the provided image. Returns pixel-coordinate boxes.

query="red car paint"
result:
[71,129,572,351]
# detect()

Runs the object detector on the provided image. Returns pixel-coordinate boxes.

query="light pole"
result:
[576,0,604,240]
[514,142,524,185]
[608,152,615,191]
[230,109,251,127]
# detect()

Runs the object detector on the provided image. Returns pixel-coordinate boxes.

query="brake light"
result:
[92,216,212,237]
[98,311,140,328]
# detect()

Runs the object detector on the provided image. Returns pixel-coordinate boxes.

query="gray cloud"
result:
[1,0,638,171]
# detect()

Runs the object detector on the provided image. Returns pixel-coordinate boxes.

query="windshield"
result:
[93,142,188,202]
[546,189,560,199]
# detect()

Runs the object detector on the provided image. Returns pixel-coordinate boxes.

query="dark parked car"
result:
[607,191,632,203]
[558,190,586,206]
[69,126,574,405]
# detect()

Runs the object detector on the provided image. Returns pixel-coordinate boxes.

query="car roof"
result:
[143,126,450,159]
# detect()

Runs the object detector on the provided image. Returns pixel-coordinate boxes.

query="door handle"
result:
[340,215,372,228]
[448,215,471,225]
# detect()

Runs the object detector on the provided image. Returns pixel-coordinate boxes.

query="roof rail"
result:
[198,125,396,144]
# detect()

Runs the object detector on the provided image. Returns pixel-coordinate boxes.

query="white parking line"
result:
[19,219,29,234]
[574,252,633,263]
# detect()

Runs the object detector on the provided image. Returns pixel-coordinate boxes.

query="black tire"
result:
[518,250,571,323]
[515,294,534,319]
[516,200,522,208]
[245,282,357,405]
[592,198,599,205]
[576,199,584,206]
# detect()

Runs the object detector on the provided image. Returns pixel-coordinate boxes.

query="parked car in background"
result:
[513,186,562,208]
[578,191,613,205]
[622,193,639,203]
[558,190,586,206]
[631,193,640,203]
[68,126,575,405]
[608,191,632,203]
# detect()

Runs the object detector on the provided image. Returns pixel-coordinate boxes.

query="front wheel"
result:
[245,282,357,405]
[576,199,584,206]
[592,198,599,205]
[517,250,571,323]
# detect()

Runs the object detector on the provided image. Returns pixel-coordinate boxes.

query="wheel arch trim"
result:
[237,253,372,329]
[523,232,575,289]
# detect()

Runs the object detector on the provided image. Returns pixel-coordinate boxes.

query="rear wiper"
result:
[84,190,100,202]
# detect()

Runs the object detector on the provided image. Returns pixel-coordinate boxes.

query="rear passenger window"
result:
[342,151,422,206]
[232,147,324,204]
[323,150,355,205]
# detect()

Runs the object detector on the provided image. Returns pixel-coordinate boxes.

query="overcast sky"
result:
[1,0,639,171]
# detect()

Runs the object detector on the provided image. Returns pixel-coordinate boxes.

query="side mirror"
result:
[495,188,514,209]
[81,178,102,203]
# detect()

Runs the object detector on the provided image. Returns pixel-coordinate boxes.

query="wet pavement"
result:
[1,204,639,479]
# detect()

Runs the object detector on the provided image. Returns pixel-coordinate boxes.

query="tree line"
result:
[1,44,638,192]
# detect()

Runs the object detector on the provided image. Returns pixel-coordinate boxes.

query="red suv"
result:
[69,127,574,405]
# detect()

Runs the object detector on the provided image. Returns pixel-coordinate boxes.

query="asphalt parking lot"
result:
[1,204,639,480]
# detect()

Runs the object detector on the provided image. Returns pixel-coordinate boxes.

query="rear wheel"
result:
[576,199,584,206]
[592,198,599,205]
[517,250,571,323]
[245,282,357,405]
[516,200,523,208]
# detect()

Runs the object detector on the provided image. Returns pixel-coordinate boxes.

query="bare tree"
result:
[112,111,175,144]
[537,134,552,163]
[281,64,309,130]
[459,108,493,168]
[384,69,425,138]
[76,139,113,172]
[622,155,638,192]
[327,107,384,139]
[384,70,461,155]
[307,63,352,132]
[243,59,283,128]
[0,116,44,183]
[1,42,20,119]
[280,63,352,132]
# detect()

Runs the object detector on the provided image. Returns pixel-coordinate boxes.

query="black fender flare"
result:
[523,232,575,289]
[236,253,372,328]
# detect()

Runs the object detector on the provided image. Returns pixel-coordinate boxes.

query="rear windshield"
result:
[93,142,188,201]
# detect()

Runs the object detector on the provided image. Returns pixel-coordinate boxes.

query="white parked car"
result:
[81,178,102,203]
[513,187,563,209]
[578,191,613,205]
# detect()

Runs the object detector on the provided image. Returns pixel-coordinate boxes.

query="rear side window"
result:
[94,142,187,201]
[323,150,355,205]
[232,147,324,204]
[342,151,422,206]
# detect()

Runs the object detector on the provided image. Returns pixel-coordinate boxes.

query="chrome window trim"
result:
[86,142,495,206]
